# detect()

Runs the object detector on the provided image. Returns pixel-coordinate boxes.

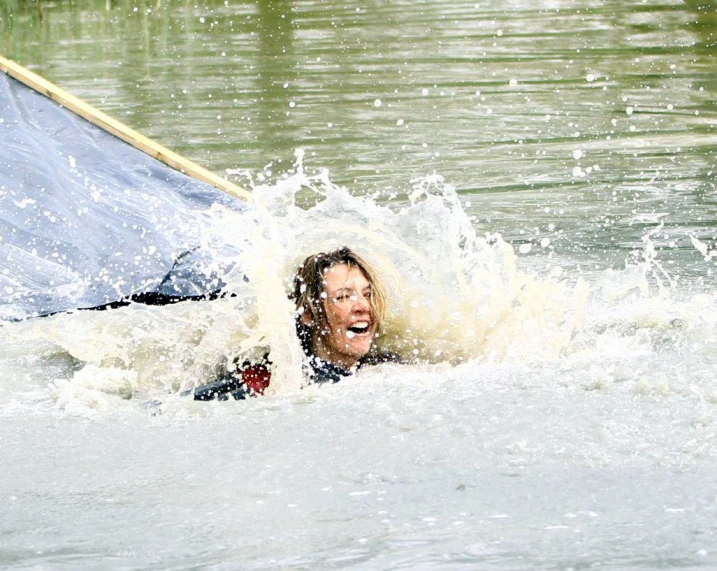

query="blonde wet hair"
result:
[291,247,387,351]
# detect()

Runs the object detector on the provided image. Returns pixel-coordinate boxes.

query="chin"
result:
[345,337,374,358]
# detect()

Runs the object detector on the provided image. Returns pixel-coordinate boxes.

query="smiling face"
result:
[292,248,386,371]
[311,263,377,369]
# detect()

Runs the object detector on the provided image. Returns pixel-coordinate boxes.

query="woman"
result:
[193,247,387,400]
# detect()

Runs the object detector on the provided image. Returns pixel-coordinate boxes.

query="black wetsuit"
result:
[192,319,397,401]
[192,354,354,401]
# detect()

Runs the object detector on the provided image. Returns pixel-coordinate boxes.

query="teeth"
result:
[346,322,371,338]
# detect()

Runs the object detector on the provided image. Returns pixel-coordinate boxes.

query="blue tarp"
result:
[0,70,246,320]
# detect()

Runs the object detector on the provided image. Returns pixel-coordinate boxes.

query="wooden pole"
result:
[0,55,251,201]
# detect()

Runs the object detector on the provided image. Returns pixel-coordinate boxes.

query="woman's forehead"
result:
[323,263,369,289]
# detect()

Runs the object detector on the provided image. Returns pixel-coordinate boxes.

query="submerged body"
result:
[192,353,360,401]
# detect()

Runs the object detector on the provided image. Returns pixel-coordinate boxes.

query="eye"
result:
[330,292,350,304]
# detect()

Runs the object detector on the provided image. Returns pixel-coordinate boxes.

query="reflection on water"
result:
[1,0,715,308]
[3,1,714,186]
[254,0,298,157]
[687,0,717,49]
[1,0,714,280]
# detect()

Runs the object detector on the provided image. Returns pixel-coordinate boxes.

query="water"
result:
[1,0,717,569]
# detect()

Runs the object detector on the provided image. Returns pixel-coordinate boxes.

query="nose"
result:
[352,293,370,312]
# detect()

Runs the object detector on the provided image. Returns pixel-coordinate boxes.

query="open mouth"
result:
[347,322,371,336]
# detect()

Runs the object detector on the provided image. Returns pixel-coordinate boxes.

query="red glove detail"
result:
[242,364,271,396]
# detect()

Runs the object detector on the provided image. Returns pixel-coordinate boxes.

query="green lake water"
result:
[2,1,715,261]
